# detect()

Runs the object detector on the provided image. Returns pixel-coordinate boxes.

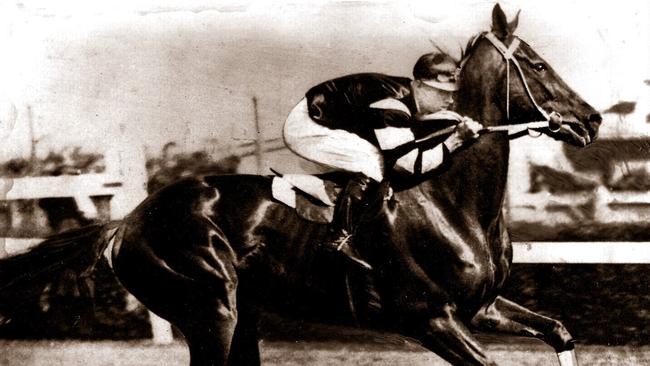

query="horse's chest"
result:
[390,202,511,304]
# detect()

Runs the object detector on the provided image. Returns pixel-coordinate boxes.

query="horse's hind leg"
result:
[176,300,238,366]
[226,289,261,366]
[113,235,239,366]
[471,296,577,365]
[409,303,497,365]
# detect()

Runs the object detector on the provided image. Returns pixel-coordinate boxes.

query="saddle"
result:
[271,172,345,224]
[272,171,385,320]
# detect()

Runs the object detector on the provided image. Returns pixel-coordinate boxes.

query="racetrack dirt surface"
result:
[1,337,649,366]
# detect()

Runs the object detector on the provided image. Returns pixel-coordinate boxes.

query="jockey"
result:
[283,52,483,269]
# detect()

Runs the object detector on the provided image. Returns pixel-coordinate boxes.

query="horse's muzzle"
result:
[586,113,602,140]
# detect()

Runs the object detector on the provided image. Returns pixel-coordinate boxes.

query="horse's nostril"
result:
[585,113,602,140]
[588,113,602,124]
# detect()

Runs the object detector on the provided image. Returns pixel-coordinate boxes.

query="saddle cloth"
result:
[271,174,342,224]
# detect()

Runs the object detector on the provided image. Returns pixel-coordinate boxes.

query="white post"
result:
[105,124,148,219]
[0,102,17,258]
[0,177,11,258]
[506,138,533,222]
[593,186,611,223]
[107,124,174,344]
[148,310,174,344]
[0,238,7,258]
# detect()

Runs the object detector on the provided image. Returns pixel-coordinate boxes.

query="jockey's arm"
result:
[412,114,483,152]
[385,117,483,175]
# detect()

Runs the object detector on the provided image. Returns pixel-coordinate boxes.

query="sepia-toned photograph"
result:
[0,1,648,365]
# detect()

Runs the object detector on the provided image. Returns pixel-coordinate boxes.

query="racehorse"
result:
[0,4,601,366]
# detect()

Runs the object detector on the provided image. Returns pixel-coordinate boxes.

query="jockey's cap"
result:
[413,52,459,92]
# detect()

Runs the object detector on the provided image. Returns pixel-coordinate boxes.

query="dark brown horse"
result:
[0,5,601,366]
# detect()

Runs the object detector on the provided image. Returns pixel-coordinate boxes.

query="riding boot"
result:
[325,174,375,270]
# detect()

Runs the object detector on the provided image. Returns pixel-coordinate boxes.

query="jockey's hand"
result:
[457,117,483,140]
[443,117,484,153]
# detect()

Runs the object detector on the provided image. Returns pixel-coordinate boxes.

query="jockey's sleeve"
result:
[378,109,412,128]
[392,143,450,175]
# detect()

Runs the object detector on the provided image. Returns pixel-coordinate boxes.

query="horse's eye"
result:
[534,63,547,72]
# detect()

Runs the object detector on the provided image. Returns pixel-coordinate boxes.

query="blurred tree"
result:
[529,164,598,194]
[603,101,636,115]
[1,158,30,177]
[603,101,636,122]
[147,145,240,193]
[609,169,650,191]
[0,146,104,178]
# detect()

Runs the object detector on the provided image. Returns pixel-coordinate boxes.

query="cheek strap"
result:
[484,32,550,122]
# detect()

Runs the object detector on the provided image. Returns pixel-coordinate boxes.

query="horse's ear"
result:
[508,10,521,34]
[491,3,509,39]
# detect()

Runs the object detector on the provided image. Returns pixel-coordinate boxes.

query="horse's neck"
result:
[467,134,510,212]
[419,132,510,227]
[451,93,510,218]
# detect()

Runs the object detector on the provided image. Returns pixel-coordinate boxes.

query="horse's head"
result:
[457,4,601,147]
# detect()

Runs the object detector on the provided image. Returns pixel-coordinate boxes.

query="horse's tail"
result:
[0,221,122,292]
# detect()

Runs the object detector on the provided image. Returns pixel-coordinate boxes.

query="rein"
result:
[414,120,551,144]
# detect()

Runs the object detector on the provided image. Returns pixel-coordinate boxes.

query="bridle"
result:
[482,32,552,123]
[465,32,563,136]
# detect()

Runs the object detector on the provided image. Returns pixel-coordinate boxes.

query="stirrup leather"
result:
[335,232,353,252]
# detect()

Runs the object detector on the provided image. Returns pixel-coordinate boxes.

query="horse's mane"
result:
[428,32,484,66]
[428,32,486,77]
[458,32,487,70]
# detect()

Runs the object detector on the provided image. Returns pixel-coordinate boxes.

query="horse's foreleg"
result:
[471,296,577,366]
[415,303,497,366]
